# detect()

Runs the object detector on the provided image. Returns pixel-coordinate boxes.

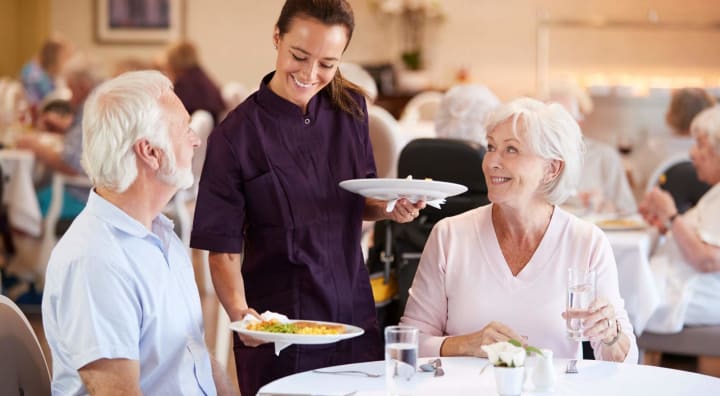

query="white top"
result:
[645,183,720,332]
[400,205,638,363]
[569,138,637,215]
[42,191,216,396]
[257,357,720,396]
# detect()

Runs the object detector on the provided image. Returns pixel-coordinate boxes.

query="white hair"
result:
[81,70,175,192]
[62,52,104,87]
[434,84,500,145]
[485,97,585,205]
[691,105,720,154]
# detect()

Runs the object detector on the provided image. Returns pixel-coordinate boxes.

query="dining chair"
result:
[164,109,214,247]
[163,110,214,294]
[645,154,710,214]
[0,294,51,395]
[340,62,378,103]
[638,325,720,365]
[367,138,489,327]
[368,105,403,179]
[399,91,444,123]
[220,81,249,121]
[37,172,92,285]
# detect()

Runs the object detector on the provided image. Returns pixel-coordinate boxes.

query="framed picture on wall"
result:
[95,0,184,44]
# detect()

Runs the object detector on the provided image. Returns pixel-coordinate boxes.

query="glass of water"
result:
[385,325,418,395]
[566,267,597,341]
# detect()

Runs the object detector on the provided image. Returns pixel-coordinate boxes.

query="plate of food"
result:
[595,217,647,231]
[229,318,364,345]
[339,178,467,203]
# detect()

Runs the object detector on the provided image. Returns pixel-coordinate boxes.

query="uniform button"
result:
[304,118,310,125]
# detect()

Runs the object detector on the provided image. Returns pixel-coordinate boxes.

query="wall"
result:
[0,0,49,77]
[49,0,720,99]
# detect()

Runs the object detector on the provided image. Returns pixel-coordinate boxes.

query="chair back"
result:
[340,62,378,103]
[0,295,51,395]
[189,109,214,197]
[400,91,444,123]
[646,154,711,214]
[368,105,403,179]
[398,138,489,222]
[164,109,214,247]
[221,81,248,112]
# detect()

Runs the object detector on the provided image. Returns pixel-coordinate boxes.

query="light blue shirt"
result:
[42,190,216,395]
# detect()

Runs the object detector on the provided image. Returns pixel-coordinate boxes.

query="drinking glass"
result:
[385,325,418,395]
[566,267,597,341]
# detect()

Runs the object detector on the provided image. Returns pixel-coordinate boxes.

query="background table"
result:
[258,356,720,395]
[0,149,42,236]
[604,228,661,335]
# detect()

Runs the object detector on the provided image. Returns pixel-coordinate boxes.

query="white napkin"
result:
[242,310,292,355]
[385,198,446,212]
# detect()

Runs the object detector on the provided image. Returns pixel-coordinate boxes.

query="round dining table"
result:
[257,356,720,396]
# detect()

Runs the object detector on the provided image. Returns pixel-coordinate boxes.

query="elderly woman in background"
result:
[634,88,715,194]
[640,106,720,333]
[164,41,225,123]
[434,84,500,145]
[549,80,637,215]
[20,38,72,110]
[400,97,638,362]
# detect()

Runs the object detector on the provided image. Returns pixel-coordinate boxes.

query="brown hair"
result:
[39,39,67,76]
[666,88,716,135]
[166,41,200,77]
[276,0,366,119]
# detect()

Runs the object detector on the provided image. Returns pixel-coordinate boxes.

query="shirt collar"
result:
[255,71,324,118]
[84,189,174,240]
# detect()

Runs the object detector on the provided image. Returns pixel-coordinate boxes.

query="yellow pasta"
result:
[246,319,344,335]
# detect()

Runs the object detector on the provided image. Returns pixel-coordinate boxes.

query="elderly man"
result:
[41,71,234,395]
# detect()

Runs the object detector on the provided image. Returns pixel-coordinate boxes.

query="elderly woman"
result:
[400,97,638,363]
[634,88,715,196]
[640,106,720,333]
[548,80,637,215]
[434,84,500,145]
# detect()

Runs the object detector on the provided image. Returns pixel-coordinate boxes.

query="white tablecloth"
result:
[258,357,720,395]
[0,149,42,236]
[604,229,661,335]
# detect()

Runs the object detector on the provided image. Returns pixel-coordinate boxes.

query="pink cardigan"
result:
[400,204,638,363]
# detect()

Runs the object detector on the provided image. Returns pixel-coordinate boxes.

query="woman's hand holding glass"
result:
[387,198,426,223]
[562,297,618,343]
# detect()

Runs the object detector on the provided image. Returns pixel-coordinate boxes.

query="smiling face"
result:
[269,16,348,112]
[483,119,556,209]
[690,133,720,185]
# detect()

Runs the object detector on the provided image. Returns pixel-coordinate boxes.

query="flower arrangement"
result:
[481,340,543,367]
[369,0,446,70]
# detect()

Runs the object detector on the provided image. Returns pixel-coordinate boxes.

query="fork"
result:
[313,369,382,378]
[565,359,578,374]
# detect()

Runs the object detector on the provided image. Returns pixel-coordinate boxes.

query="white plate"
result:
[339,178,467,202]
[229,320,364,345]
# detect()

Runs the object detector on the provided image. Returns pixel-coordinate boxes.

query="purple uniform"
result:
[191,72,382,395]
